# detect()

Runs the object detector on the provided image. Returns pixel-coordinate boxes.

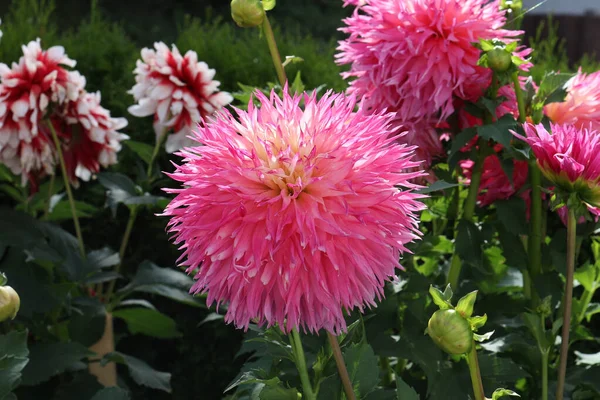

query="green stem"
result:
[379,356,393,386]
[43,172,55,220]
[555,209,577,400]
[512,71,527,124]
[327,332,356,400]
[466,341,486,400]
[290,330,316,400]
[577,289,594,324]
[46,120,85,257]
[446,142,487,288]
[528,164,543,290]
[146,128,168,180]
[262,15,287,87]
[541,349,549,400]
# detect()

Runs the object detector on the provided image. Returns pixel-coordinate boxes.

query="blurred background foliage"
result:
[0,0,599,398]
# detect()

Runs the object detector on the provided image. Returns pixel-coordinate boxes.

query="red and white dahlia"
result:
[337,0,520,122]
[128,42,233,153]
[163,88,425,334]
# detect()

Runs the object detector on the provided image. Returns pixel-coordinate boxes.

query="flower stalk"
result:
[290,329,316,400]
[327,332,356,400]
[555,208,577,400]
[46,120,85,257]
[466,341,486,400]
[262,15,287,87]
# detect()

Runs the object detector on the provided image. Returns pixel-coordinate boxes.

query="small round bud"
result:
[231,0,265,28]
[487,48,512,73]
[0,286,20,322]
[428,309,473,355]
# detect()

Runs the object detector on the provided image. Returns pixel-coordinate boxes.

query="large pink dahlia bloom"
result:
[128,42,233,154]
[514,123,600,213]
[337,0,519,122]
[545,69,600,131]
[163,89,425,334]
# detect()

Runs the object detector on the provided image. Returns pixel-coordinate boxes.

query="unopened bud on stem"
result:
[231,0,265,28]
[0,286,20,322]
[428,309,473,355]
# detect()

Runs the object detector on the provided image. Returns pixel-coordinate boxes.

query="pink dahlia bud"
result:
[128,43,233,154]
[51,91,129,184]
[545,69,600,131]
[230,0,265,28]
[162,88,426,334]
[428,309,473,355]
[0,286,20,322]
[337,0,523,122]
[514,123,600,211]
[0,39,84,185]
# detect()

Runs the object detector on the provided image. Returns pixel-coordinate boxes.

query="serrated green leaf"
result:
[456,291,478,318]
[0,330,29,399]
[395,375,419,400]
[492,388,520,399]
[455,219,483,266]
[476,115,517,148]
[495,198,527,235]
[417,180,459,194]
[343,342,379,397]
[469,314,488,330]
[102,352,171,392]
[125,140,154,164]
[259,384,299,400]
[574,262,599,292]
[21,342,92,386]
[113,307,182,339]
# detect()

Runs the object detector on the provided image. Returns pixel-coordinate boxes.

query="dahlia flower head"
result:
[128,42,233,154]
[514,123,600,214]
[337,0,522,123]
[545,69,600,131]
[0,39,128,186]
[163,88,425,334]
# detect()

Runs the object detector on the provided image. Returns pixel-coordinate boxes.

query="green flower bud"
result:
[0,286,20,322]
[231,0,265,28]
[428,309,473,355]
[487,48,512,73]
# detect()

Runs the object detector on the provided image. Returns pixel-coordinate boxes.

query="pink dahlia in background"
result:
[163,88,425,334]
[514,123,600,214]
[395,120,446,180]
[0,39,83,184]
[336,0,520,123]
[52,91,128,184]
[545,69,600,131]
[128,42,233,154]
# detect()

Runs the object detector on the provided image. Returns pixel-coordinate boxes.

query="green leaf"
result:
[21,342,92,386]
[469,314,488,330]
[290,71,305,94]
[343,342,379,397]
[47,200,98,221]
[479,354,529,392]
[455,219,483,266]
[492,388,520,399]
[87,248,120,269]
[476,114,517,149]
[259,384,299,400]
[125,140,154,164]
[0,331,29,399]
[456,291,478,318]
[584,303,600,322]
[417,180,459,194]
[574,262,599,292]
[261,0,276,11]
[120,261,205,308]
[113,307,182,339]
[97,172,165,213]
[90,387,131,400]
[395,375,419,400]
[495,198,527,235]
[429,285,453,310]
[102,352,171,392]
[533,72,574,107]
[521,312,548,349]
[449,128,477,170]
[68,298,106,347]
[497,225,528,271]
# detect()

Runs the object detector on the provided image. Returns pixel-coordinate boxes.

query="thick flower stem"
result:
[289,330,316,400]
[446,142,486,289]
[327,332,356,400]
[541,349,549,400]
[512,71,527,124]
[47,120,85,257]
[262,15,287,87]
[466,341,486,400]
[556,209,577,400]
[528,164,543,283]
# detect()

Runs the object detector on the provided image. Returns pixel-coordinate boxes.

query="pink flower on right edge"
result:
[513,123,600,216]
[545,69,600,130]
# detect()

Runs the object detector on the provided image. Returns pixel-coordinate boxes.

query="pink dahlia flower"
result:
[0,39,83,183]
[514,123,600,213]
[394,119,446,180]
[128,42,233,154]
[53,91,129,184]
[163,88,425,334]
[545,69,600,131]
[337,0,520,123]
